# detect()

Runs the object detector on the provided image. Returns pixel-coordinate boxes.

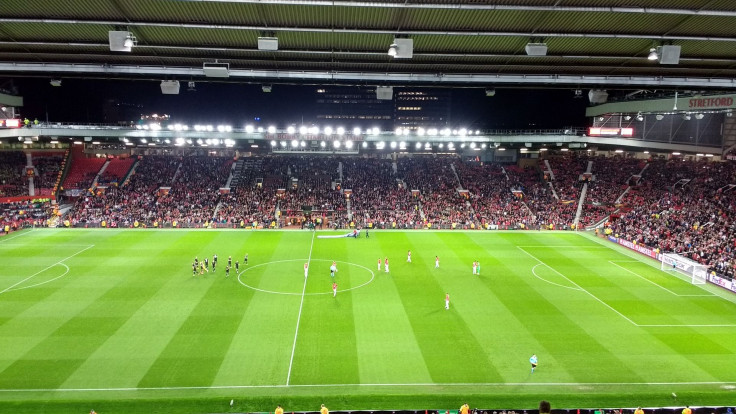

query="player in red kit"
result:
[377,258,381,271]
[445,293,450,309]
[304,262,309,278]
[332,282,337,297]
[407,250,411,262]
[384,257,390,273]
[435,256,440,269]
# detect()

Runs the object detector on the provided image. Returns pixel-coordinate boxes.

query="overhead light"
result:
[727,111,733,117]
[485,88,496,97]
[258,36,279,51]
[525,42,548,56]
[682,113,691,121]
[123,33,135,48]
[623,115,631,121]
[388,38,413,59]
[262,85,272,93]
[659,45,681,65]
[160,80,180,95]
[49,79,62,87]
[672,152,681,156]
[694,113,705,120]
[108,30,135,52]
[615,149,624,153]
[648,48,659,61]
[204,62,230,78]
[656,114,665,121]
[636,113,644,121]
[376,86,393,100]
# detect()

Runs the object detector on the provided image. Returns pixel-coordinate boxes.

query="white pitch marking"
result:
[0,381,734,393]
[0,229,33,243]
[531,264,582,291]
[286,231,315,386]
[4,264,69,293]
[0,245,94,295]
[517,246,639,326]
[609,260,714,297]
[236,259,375,296]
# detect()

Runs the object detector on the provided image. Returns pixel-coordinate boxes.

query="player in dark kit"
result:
[225,265,230,278]
[228,256,232,267]
[204,257,209,270]
[235,261,240,273]
[244,253,248,265]
[192,262,197,276]
[212,258,217,272]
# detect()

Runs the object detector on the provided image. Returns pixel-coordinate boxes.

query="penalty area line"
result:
[0,244,94,296]
[0,381,735,393]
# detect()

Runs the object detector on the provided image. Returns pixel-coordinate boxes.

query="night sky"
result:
[6,77,589,130]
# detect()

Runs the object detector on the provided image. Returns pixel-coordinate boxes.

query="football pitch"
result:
[1,229,735,414]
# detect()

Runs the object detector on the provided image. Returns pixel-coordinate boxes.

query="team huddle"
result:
[192,253,248,277]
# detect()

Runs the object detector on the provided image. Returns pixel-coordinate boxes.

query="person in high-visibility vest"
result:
[23,118,30,127]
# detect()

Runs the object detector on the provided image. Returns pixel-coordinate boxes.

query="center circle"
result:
[237,258,375,296]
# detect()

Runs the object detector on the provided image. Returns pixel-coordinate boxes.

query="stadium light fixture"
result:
[416,142,422,149]
[337,127,345,136]
[390,141,397,149]
[362,142,368,148]
[280,141,287,147]
[624,115,631,121]
[656,114,665,121]
[428,128,438,136]
[682,113,691,120]
[268,126,276,134]
[648,48,659,61]
[394,127,403,136]
[469,142,476,149]
[417,127,426,136]
[459,128,467,136]
[291,139,299,147]
[334,140,341,148]
[353,127,361,135]
[300,141,306,147]
[299,126,308,135]
[320,141,326,148]
[309,126,319,135]
[694,113,705,120]
[399,141,406,150]
[258,127,264,132]
[287,126,296,134]
[345,141,353,149]
[206,125,214,132]
[246,125,255,133]
[636,113,644,121]
[324,126,333,136]
[387,38,413,59]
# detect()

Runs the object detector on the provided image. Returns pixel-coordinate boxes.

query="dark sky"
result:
[6,77,589,129]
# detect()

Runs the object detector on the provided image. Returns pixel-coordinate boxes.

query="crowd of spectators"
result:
[608,158,736,280]
[17,151,736,280]
[0,151,27,197]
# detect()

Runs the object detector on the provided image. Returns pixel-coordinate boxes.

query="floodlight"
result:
[333,140,340,148]
[345,141,353,149]
[648,48,659,61]
[352,127,361,135]
[109,30,135,52]
[694,113,704,120]
[390,141,397,149]
[268,126,276,133]
[337,127,345,135]
[417,127,426,136]
[656,114,664,121]
[388,38,413,59]
[525,42,548,56]
[300,126,308,135]
[287,126,296,134]
[203,62,230,78]
[682,113,691,120]
[258,36,279,51]
[245,125,255,133]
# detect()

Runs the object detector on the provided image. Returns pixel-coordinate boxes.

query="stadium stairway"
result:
[450,163,464,190]
[91,159,111,187]
[26,152,34,196]
[543,159,556,180]
[229,159,245,187]
[573,181,588,228]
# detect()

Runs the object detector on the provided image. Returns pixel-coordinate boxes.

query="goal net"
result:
[660,253,708,285]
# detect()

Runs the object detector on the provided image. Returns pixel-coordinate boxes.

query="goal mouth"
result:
[661,253,708,284]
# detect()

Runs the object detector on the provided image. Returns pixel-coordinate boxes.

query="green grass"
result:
[1,229,735,414]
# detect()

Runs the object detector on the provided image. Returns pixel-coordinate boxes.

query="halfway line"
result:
[286,231,316,385]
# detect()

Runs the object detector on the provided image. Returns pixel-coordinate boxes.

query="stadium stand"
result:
[0,151,27,197]
[62,157,106,190]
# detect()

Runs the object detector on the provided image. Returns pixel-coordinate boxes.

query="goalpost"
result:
[660,252,708,285]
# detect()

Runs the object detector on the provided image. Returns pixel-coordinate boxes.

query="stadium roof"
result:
[1,0,736,89]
